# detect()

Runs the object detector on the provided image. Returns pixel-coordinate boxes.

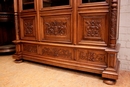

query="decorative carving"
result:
[24,20,34,35]
[23,44,37,53]
[14,13,20,40]
[109,0,118,48]
[110,0,117,39]
[85,19,101,37]
[45,21,67,35]
[42,47,72,60]
[79,50,105,62]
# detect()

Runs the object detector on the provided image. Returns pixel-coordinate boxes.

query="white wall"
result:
[118,0,130,71]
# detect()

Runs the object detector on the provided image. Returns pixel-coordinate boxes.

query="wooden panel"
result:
[41,14,72,43]
[39,45,74,61]
[76,48,107,64]
[20,15,37,40]
[22,44,38,54]
[78,12,108,46]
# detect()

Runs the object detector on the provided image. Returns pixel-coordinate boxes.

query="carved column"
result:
[14,0,19,40]
[13,0,22,62]
[109,0,118,48]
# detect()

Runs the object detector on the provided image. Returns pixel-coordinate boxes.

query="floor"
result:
[0,55,130,87]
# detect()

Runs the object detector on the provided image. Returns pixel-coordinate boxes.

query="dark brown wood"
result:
[13,0,120,85]
[0,44,15,53]
[0,0,15,53]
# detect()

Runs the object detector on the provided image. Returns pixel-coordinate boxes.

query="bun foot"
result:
[103,79,116,85]
[14,59,23,63]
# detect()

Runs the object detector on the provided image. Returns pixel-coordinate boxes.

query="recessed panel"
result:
[20,16,37,40]
[41,15,72,43]
[22,44,38,54]
[40,45,74,60]
[76,49,107,64]
[78,13,108,46]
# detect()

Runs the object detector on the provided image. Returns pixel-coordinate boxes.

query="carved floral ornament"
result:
[23,44,37,53]
[85,19,101,37]
[42,47,72,59]
[45,21,67,36]
[79,50,105,62]
[24,19,34,35]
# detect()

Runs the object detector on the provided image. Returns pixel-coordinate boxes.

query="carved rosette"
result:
[42,47,72,60]
[85,20,101,37]
[45,21,67,36]
[110,0,118,48]
[23,44,37,53]
[78,50,106,62]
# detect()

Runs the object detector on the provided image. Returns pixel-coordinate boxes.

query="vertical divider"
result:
[36,0,40,41]
[73,0,78,45]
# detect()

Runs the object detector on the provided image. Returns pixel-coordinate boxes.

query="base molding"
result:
[102,60,120,80]
[13,42,120,85]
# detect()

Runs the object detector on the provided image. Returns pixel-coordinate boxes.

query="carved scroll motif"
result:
[79,51,105,62]
[24,20,34,35]
[85,20,101,37]
[23,44,37,53]
[45,21,67,36]
[42,47,72,60]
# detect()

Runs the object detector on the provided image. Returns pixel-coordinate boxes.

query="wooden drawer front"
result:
[76,49,107,64]
[40,45,74,61]
[41,14,72,43]
[20,15,37,40]
[22,44,38,54]
[78,13,108,46]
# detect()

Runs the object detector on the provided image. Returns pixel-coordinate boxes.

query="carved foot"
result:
[103,79,116,85]
[14,59,23,63]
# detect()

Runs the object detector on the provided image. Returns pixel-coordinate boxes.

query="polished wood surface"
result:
[0,0,15,53]
[13,0,120,85]
[0,44,15,53]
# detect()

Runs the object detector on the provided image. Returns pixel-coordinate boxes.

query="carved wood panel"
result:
[85,19,101,38]
[78,13,108,46]
[23,44,37,54]
[45,21,67,36]
[40,46,74,60]
[41,15,72,43]
[20,16,37,40]
[76,49,107,63]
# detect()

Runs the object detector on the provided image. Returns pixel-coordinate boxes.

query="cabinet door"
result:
[40,0,72,44]
[20,15,37,40]
[77,0,109,46]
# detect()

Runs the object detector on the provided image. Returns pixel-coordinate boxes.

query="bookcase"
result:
[13,0,120,85]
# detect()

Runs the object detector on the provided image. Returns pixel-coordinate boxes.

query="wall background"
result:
[118,0,130,71]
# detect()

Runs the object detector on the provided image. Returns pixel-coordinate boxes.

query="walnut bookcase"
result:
[13,0,120,85]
